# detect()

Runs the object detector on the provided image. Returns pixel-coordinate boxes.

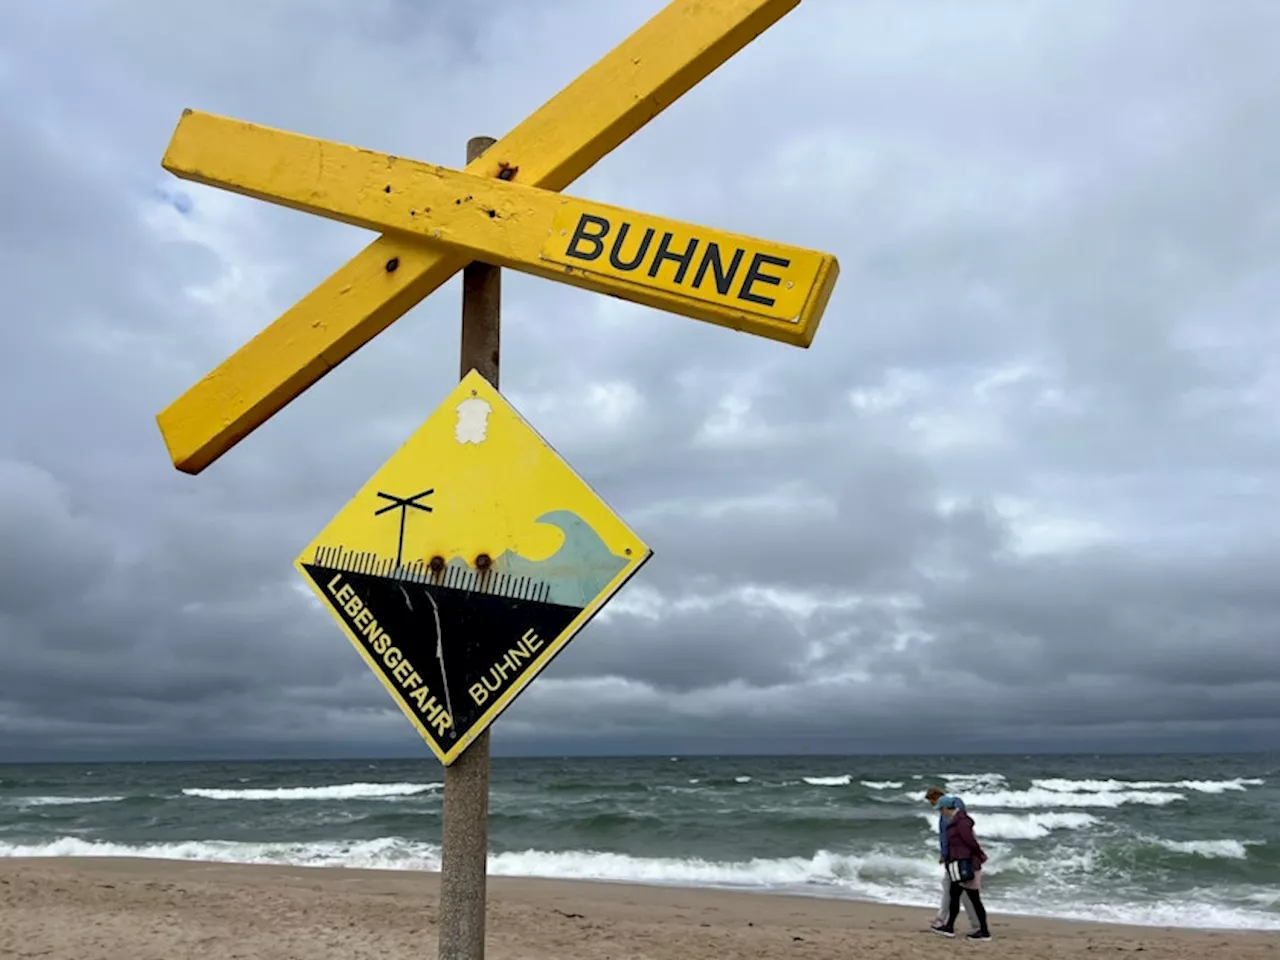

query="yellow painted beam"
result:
[162,112,838,350]
[156,0,803,475]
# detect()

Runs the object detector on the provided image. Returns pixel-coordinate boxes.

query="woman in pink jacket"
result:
[931,795,992,941]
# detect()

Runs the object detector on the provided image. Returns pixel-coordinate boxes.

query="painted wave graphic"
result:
[492,510,630,607]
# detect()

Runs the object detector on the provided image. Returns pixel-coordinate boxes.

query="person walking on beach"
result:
[924,786,976,934]
[932,794,992,941]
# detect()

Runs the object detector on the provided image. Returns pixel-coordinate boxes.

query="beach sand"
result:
[0,858,1274,959]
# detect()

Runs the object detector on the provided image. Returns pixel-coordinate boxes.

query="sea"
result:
[0,754,1276,931]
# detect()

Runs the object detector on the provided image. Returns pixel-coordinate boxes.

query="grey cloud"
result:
[2,0,1279,760]
[550,602,814,694]
[921,547,1280,689]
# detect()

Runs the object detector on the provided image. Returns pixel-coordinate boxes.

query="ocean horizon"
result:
[1,753,1275,931]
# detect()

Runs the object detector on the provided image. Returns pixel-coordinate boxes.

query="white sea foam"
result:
[903,774,1258,809]
[803,776,852,787]
[1018,897,1280,931]
[1246,889,1280,908]
[0,835,935,898]
[3,835,1276,930]
[965,788,1186,809]
[1032,778,1264,795]
[940,773,1007,792]
[734,776,752,784]
[860,780,902,790]
[1154,839,1262,860]
[181,782,441,801]
[0,835,441,870]
[918,811,1099,840]
[5,796,125,808]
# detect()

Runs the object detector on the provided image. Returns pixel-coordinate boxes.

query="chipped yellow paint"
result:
[294,370,651,765]
[162,112,837,347]
[156,0,803,475]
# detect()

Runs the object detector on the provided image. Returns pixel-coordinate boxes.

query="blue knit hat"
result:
[937,794,961,809]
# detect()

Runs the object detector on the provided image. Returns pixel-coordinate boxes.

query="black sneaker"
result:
[966,930,992,941]
[930,925,956,938]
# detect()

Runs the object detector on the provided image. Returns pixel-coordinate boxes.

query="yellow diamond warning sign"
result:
[294,370,652,765]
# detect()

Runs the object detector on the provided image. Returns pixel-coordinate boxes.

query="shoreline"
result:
[0,857,1274,959]
[0,852,1273,935]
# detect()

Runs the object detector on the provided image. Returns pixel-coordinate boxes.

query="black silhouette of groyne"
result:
[311,545,555,603]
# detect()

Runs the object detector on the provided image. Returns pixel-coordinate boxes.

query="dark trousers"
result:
[947,880,988,932]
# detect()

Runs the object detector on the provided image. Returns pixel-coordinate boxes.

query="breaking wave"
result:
[1152,838,1263,860]
[941,811,1100,841]
[2,796,126,808]
[181,783,441,802]
[1031,778,1264,795]
[963,788,1187,809]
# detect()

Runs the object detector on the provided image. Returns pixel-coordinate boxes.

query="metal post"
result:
[438,134,499,960]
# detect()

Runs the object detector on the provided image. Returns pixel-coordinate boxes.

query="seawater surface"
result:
[1,753,1276,930]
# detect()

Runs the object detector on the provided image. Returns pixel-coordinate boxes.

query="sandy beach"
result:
[0,858,1273,960]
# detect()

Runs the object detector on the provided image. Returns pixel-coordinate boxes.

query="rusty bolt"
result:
[475,553,492,572]
[385,257,400,273]
[429,556,445,573]
[497,163,517,181]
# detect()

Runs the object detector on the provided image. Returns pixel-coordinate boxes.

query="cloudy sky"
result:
[1,0,1278,762]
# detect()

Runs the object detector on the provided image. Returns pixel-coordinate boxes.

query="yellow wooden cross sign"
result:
[162,111,838,345]
[156,0,831,474]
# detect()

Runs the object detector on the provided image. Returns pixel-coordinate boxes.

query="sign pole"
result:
[437,134,499,960]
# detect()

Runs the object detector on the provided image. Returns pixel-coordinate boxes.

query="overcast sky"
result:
[1,0,1278,763]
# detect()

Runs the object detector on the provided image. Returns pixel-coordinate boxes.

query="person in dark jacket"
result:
[925,787,976,932]
[931,795,992,941]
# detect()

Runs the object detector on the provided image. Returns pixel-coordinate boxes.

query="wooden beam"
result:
[156,0,803,474]
[162,111,837,349]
